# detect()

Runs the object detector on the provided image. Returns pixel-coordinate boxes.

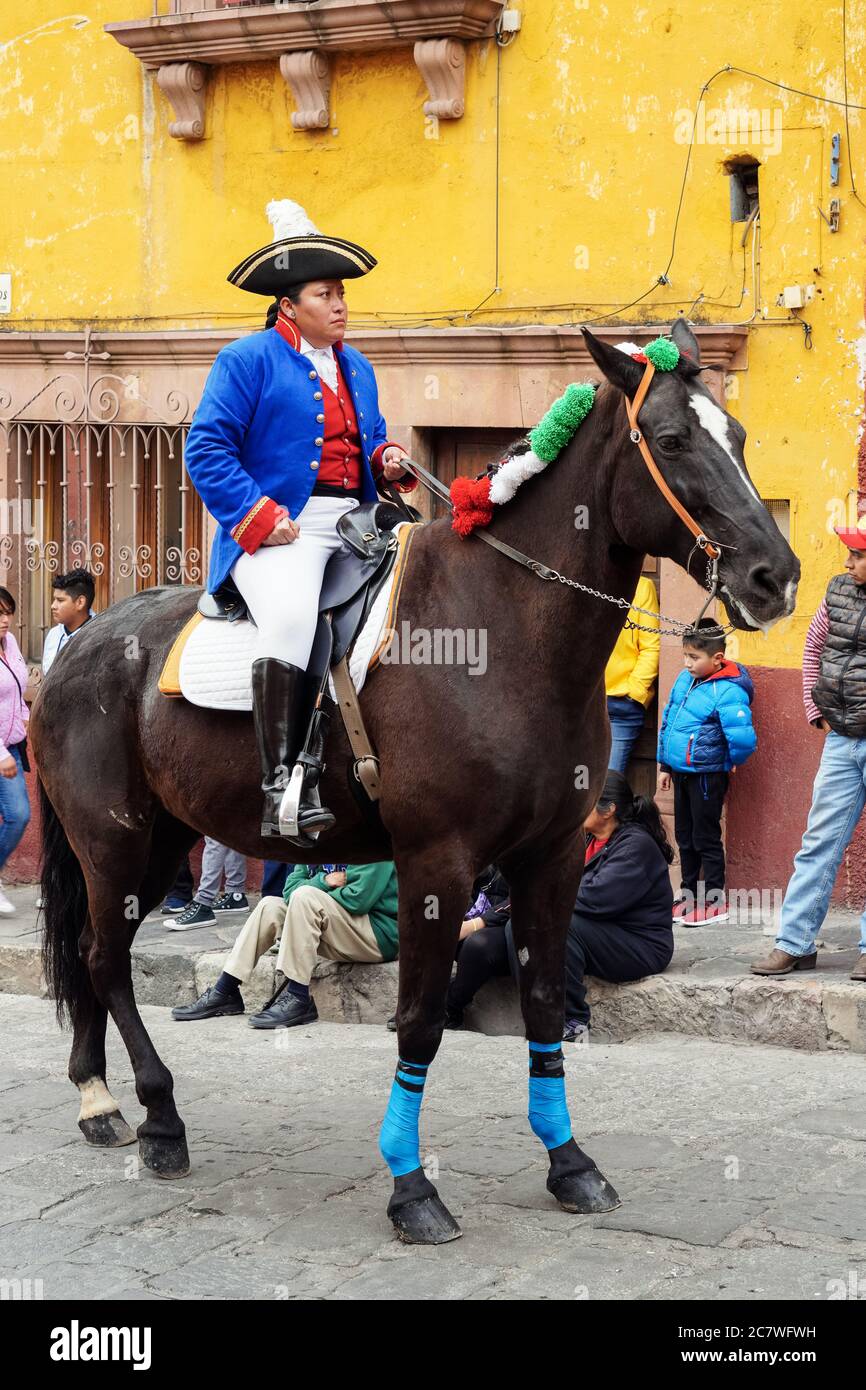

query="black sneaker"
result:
[386,1015,397,1032]
[563,1020,590,1044]
[172,984,244,1022]
[213,892,249,912]
[248,989,319,1030]
[166,900,217,931]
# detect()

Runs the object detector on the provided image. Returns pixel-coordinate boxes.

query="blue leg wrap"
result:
[379,1059,429,1177]
[527,1041,573,1151]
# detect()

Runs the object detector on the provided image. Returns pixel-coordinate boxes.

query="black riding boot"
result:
[251,658,335,840]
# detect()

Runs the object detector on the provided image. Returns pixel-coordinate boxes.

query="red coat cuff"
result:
[231,497,286,554]
[372,441,418,492]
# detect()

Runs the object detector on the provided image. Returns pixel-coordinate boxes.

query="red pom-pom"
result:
[450,475,493,536]
[631,351,648,363]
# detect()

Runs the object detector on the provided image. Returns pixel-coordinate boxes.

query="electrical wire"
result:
[843,0,866,208]
[7,53,866,331]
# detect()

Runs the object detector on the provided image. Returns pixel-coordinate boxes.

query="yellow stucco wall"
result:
[2,1,866,669]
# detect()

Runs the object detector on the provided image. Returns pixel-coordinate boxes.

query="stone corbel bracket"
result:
[414,38,465,120]
[280,51,331,131]
[156,61,208,141]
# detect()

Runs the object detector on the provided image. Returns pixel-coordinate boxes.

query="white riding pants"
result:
[231,495,358,668]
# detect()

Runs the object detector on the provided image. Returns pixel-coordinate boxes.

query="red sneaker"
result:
[672,900,690,923]
[680,901,729,927]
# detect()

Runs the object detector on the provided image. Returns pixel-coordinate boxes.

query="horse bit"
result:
[394,356,736,640]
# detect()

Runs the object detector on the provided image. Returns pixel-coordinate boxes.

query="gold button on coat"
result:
[313,390,323,400]
[310,460,319,469]
[315,436,324,446]
[309,370,317,380]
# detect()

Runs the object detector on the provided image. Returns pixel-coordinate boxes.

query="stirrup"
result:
[278,764,314,840]
[277,765,335,842]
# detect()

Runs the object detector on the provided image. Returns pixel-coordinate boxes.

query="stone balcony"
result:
[105,0,506,136]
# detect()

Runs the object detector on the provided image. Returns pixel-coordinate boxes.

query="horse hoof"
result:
[391,1194,462,1245]
[387,1166,462,1245]
[548,1166,621,1214]
[78,1110,137,1148]
[138,1132,190,1180]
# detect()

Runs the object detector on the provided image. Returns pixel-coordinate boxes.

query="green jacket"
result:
[282,862,399,961]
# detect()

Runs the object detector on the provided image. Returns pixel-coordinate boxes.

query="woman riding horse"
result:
[184,200,416,838]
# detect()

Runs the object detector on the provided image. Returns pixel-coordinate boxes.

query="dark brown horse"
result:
[32,322,799,1244]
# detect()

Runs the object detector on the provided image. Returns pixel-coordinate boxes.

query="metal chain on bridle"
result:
[390,357,737,640]
[538,545,733,639]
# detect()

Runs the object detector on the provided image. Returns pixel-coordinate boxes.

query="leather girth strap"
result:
[330,656,382,801]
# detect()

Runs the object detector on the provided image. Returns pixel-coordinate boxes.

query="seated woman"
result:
[445,867,513,1027]
[386,867,510,1031]
[564,770,674,1042]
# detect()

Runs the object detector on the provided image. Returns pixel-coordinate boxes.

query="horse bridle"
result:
[391,359,735,638]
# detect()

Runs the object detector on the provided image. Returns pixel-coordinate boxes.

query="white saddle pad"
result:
[178,536,404,712]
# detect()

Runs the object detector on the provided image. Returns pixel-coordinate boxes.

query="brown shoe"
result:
[751,948,817,976]
[851,956,866,981]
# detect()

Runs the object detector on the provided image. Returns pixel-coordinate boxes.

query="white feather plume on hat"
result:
[265,199,321,241]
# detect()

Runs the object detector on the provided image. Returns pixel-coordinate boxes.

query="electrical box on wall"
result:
[776,284,816,309]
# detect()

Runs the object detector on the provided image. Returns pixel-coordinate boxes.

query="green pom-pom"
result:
[530,382,596,462]
[644,337,680,371]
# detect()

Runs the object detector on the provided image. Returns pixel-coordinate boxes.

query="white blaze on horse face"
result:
[687,391,760,501]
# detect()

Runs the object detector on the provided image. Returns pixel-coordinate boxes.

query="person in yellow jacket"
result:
[605,575,660,773]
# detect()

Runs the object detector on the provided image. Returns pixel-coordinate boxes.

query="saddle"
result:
[197,500,412,659]
[187,500,420,838]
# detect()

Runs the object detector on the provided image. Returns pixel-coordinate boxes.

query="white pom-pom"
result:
[488,451,548,505]
[614,341,643,357]
[266,199,321,241]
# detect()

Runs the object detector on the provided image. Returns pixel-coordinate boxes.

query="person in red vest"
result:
[185,200,416,839]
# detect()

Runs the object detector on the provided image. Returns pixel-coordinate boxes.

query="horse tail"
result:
[39,776,89,1026]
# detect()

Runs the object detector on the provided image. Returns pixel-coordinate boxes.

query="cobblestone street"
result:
[3,994,866,1301]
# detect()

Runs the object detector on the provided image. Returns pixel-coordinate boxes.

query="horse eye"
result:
[657,434,686,452]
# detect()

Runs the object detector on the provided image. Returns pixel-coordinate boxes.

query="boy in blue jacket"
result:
[657,619,757,926]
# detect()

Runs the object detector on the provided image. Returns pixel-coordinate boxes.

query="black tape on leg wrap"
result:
[529,1047,565,1078]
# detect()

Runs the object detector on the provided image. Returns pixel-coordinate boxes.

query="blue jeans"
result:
[261,860,290,897]
[607,696,646,774]
[777,731,866,956]
[0,745,31,872]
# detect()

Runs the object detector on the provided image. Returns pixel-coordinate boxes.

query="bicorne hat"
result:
[227,200,376,297]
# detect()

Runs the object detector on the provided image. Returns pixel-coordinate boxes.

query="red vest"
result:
[317,358,363,490]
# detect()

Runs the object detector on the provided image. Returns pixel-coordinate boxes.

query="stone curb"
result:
[2,938,864,1051]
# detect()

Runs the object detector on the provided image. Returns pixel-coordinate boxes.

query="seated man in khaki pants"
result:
[172,861,399,1028]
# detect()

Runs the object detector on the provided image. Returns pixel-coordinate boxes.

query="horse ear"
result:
[581,329,645,397]
[670,317,702,369]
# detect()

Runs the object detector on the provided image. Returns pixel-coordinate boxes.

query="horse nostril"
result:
[748,564,779,598]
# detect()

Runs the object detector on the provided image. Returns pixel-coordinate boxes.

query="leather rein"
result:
[391,359,735,639]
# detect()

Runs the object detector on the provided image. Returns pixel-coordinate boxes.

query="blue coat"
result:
[657,661,757,773]
[185,329,388,592]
